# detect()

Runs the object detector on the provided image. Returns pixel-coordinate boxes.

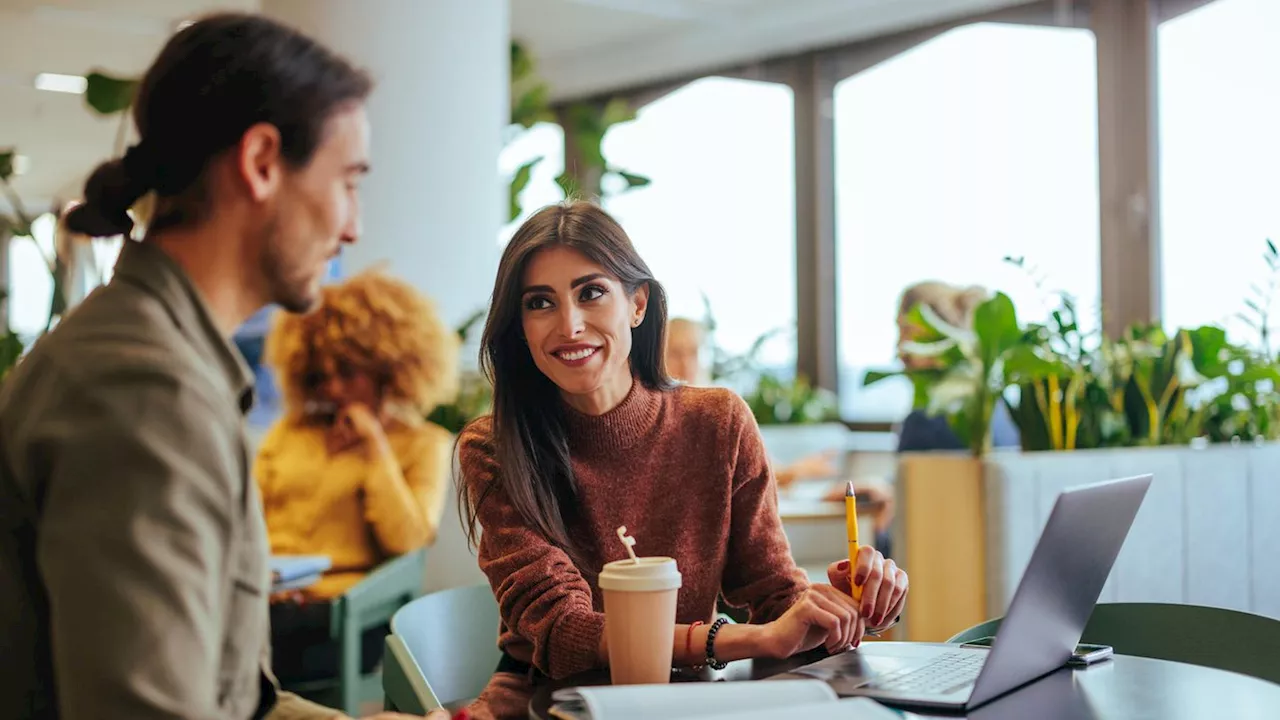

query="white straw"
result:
[616,525,639,564]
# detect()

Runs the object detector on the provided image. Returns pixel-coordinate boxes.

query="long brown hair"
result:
[460,201,674,564]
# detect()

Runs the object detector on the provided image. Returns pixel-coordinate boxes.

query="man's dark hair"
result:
[66,13,373,238]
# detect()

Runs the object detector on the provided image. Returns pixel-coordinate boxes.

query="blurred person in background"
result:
[257,268,459,685]
[664,316,711,385]
[664,316,860,487]
[894,280,1020,452]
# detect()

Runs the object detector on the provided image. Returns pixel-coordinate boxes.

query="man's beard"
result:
[261,216,320,314]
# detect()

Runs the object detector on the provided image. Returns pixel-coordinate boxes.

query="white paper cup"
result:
[599,557,682,685]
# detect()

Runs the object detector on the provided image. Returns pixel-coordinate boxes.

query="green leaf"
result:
[900,304,947,344]
[915,302,975,346]
[1002,344,1063,383]
[907,370,942,409]
[863,369,903,386]
[507,156,542,222]
[1185,324,1230,377]
[927,364,982,417]
[0,149,14,182]
[973,292,1021,367]
[614,170,651,189]
[84,72,139,115]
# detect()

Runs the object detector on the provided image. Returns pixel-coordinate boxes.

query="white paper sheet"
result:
[548,680,901,720]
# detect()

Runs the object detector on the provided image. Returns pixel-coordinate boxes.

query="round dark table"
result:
[528,642,1280,719]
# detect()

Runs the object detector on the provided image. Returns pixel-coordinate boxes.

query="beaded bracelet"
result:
[704,616,730,670]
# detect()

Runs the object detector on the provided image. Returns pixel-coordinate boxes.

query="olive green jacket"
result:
[0,240,333,720]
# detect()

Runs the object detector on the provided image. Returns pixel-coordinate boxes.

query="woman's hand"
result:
[760,584,865,658]
[329,403,390,455]
[341,403,387,439]
[829,546,909,630]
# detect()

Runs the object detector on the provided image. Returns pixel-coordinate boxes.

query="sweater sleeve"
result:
[718,395,811,623]
[362,424,452,555]
[459,419,606,680]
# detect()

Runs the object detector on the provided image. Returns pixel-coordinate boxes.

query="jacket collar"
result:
[112,240,256,414]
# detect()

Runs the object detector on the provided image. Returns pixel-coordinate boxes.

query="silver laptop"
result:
[782,474,1152,711]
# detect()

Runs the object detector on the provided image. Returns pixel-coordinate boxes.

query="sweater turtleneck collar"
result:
[561,377,665,456]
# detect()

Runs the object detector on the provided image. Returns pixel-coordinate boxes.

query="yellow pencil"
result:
[845,481,862,602]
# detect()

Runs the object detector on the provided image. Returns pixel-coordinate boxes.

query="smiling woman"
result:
[469,201,674,562]
[457,201,908,720]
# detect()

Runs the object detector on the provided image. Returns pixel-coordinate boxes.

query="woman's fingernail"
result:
[837,560,850,571]
[853,572,866,586]
[452,710,472,720]
[862,603,873,616]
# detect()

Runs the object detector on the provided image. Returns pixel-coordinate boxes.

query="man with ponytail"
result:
[0,12,442,720]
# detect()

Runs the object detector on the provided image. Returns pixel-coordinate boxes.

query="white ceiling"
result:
[0,0,1032,207]
[520,0,1037,100]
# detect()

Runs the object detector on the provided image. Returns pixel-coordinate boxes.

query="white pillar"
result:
[262,0,508,327]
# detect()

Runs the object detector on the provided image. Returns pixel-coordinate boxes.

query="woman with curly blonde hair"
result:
[254,267,460,683]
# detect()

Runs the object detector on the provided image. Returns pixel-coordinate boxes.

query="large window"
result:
[601,76,797,374]
[1159,0,1280,348]
[833,22,1101,421]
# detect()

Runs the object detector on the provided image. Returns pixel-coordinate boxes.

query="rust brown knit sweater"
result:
[459,380,809,715]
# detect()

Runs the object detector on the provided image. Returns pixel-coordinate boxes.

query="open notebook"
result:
[547,679,906,720]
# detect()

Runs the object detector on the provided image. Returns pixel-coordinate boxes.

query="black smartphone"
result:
[960,636,1114,665]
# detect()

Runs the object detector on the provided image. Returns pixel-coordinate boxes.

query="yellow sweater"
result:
[254,419,453,599]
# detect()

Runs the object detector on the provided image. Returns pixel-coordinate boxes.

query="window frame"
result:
[538,0,1218,427]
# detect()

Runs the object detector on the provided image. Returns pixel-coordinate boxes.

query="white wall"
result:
[262,0,509,327]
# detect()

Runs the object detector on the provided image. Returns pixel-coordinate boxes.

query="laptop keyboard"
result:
[867,651,987,695]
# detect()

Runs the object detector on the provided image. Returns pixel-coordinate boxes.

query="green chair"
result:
[285,548,427,715]
[383,584,502,714]
[946,602,1280,685]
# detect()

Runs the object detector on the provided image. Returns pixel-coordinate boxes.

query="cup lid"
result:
[598,556,682,592]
